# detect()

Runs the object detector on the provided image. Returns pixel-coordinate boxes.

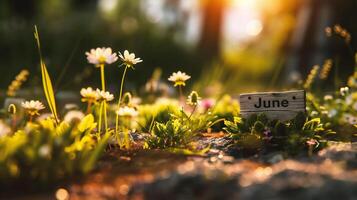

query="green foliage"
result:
[137,99,181,132]
[303,42,357,141]
[145,106,221,150]
[175,109,221,134]
[224,113,332,154]
[306,90,357,141]
[210,95,239,131]
[145,119,193,149]
[0,115,108,184]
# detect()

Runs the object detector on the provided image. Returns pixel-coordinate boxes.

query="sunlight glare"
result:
[98,0,119,13]
[246,19,263,36]
[223,0,263,44]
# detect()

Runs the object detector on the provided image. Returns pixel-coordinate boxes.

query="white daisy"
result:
[22,100,45,116]
[96,89,114,102]
[323,95,333,101]
[116,106,138,118]
[340,87,349,96]
[118,50,143,67]
[80,87,98,102]
[85,47,118,66]
[168,71,191,87]
[64,110,85,124]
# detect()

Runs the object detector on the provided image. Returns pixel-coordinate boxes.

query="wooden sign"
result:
[239,90,306,121]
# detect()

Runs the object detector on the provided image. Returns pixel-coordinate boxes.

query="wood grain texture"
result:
[239,90,306,121]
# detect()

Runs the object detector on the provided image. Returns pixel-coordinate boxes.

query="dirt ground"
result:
[7,136,357,200]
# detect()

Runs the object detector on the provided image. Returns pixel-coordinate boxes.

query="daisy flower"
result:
[119,50,143,67]
[116,106,138,118]
[340,87,349,96]
[323,95,333,101]
[96,89,114,102]
[80,87,98,102]
[85,47,118,66]
[168,71,191,87]
[22,100,45,116]
[64,110,85,124]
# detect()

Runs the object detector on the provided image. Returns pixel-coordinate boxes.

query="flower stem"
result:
[100,64,106,91]
[188,105,197,120]
[104,101,108,132]
[86,101,93,114]
[116,65,129,133]
[98,102,104,139]
[124,128,130,149]
[10,115,16,131]
[179,85,183,101]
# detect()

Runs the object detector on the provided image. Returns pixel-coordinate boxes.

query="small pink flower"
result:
[201,98,215,111]
[306,139,318,147]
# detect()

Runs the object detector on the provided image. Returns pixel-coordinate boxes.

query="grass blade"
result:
[34,25,59,123]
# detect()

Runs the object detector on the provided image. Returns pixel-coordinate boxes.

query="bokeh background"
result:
[0,0,356,95]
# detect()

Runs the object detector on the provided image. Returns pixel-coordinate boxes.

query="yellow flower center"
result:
[98,56,106,64]
[174,80,186,87]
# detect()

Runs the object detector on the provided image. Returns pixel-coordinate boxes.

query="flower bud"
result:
[187,91,201,106]
[8,104,16,115]
[123,92,132,106]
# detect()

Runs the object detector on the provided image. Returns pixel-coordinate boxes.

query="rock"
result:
[129,142,357,200]
[267,153,285,164]
[240,170,357,200]
[130,172,240,200]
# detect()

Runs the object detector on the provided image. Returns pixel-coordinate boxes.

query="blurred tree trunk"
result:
[198,0,226,61]
[285,0,356,87]
[285,0,332,74]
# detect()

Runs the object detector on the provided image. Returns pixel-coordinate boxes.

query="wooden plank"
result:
[239,90,306,121]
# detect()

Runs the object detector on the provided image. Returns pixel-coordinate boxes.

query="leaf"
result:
[56,122,70,135]
[34,25,59,123]
[292,112,306,130]
[303,118,321,131]
[78,114,96,132]
[253,121,265,133]
[246,114,257,127]
[81,131,110,174]
[41,62,59,122]
[233,117,242,124]
[224,120,236,128]
[257,113,268,124]
[274,121,287,136]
